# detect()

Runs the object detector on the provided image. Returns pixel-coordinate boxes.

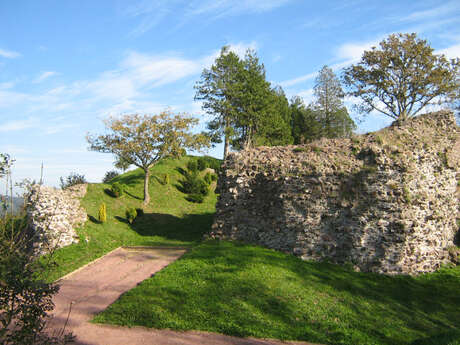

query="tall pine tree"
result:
[312,66,356,138]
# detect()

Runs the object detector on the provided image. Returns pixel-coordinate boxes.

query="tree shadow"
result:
[124,190,143,200]
[125,211,214,242]
[88,215,102,224]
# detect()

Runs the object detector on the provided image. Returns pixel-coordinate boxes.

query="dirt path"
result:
[47,247,317,345]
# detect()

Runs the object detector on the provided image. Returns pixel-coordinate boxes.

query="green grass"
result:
[93,241,460,345]
[43,156,218,282]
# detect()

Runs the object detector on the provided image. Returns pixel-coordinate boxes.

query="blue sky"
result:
[1,0,459,191]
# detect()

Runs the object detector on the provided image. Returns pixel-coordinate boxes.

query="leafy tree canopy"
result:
[343,33,460,122]
[87,111,209,205]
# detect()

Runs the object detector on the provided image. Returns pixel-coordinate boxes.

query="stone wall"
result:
[210,111,460,274]
[27,184,87,255]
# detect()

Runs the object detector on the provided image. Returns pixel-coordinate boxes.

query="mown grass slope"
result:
[93,241,460,345]
[44,156,218,282]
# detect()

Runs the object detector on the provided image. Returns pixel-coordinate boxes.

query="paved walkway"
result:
[47,247,317,345]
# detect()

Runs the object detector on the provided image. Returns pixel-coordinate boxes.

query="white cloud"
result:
[34,71,58,83]
[279,71,316,88]
[0,118,37,132]
[335,40,378,63]
[437,44,460,59]
[0,48,21,59]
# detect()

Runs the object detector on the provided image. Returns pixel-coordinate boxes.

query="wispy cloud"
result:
[124,0,292,36]
[33,71,59,83]
[0,118,37,132]
[399,1,460,22]
[0,48,21,59]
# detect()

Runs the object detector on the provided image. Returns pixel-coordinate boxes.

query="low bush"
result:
[186,160,198,172]
[204,172,212,185]
[125,207,137,224]
[159,173,169,185]
[211,173,218,181]
[186,193,205,203]
[197,157,207,171]
[110,182,124,197]
[59,172,86,189]
[102,170,120,183]
[98,202,107,223]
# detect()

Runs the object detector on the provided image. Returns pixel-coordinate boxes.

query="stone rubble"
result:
[210,111,460,275]
[27,184,87,255]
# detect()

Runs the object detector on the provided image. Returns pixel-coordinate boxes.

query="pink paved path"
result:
[47,247,317,345]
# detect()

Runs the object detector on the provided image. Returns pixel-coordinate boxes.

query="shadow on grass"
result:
[88,215,101,224]
[163,241,460,345]
[126,211,214,243]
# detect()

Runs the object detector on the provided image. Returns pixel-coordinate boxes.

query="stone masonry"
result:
[210,111,460,275]
[27,184,87,255]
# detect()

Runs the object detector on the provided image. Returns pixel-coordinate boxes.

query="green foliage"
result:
[289,97,322,144]
[102,170,120,183]
[312,66,356,139]
[293,147,308,153]
[181,171,209,197]
[158,173,170,185]
[1,156,73,344]
[59,172,87,189]
[195,46,292,156]
[211,173,218,182]
[125,207,137,224]
[186,193,205,203]
[203,172,212,185]
[197,157,207,171]
[343,33,460,121]
[186,160,198,173]
[87,111,210,205]
[110,182,124,197]
[98,202,107,223]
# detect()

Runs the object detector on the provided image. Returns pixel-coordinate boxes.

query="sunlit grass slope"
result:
[45,156,218,282]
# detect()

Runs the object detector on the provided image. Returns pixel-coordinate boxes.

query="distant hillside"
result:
[0,195,24,215]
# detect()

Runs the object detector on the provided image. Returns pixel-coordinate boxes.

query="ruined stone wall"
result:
[210,111,460,274]
[27,184,87,255]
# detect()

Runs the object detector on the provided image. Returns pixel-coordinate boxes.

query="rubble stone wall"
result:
[27,184,87,255]
[210,111,460,274]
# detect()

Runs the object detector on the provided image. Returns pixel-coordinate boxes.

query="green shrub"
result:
[98,202,107,223]
[211,173,218,181]
[135,208,144,217]
[59,172,87,189]
[125,207,137,224]
[111,182,124,197]
[293,147,308,153]
[103,170,120,183]
[197,157,207,171]
[186,193,205,203]
[204,172,212,185]
[186,160,198,172]
[159,173,169,185]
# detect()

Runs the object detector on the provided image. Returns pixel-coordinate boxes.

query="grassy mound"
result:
[44,156,219,282]
[94,241,460,345]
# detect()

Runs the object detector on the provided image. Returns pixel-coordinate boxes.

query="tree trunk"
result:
[223,133,230,161]
[143,168,150,205]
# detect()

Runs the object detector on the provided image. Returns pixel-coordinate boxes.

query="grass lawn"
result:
[43,156,218,282]
[93,241,460,345]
